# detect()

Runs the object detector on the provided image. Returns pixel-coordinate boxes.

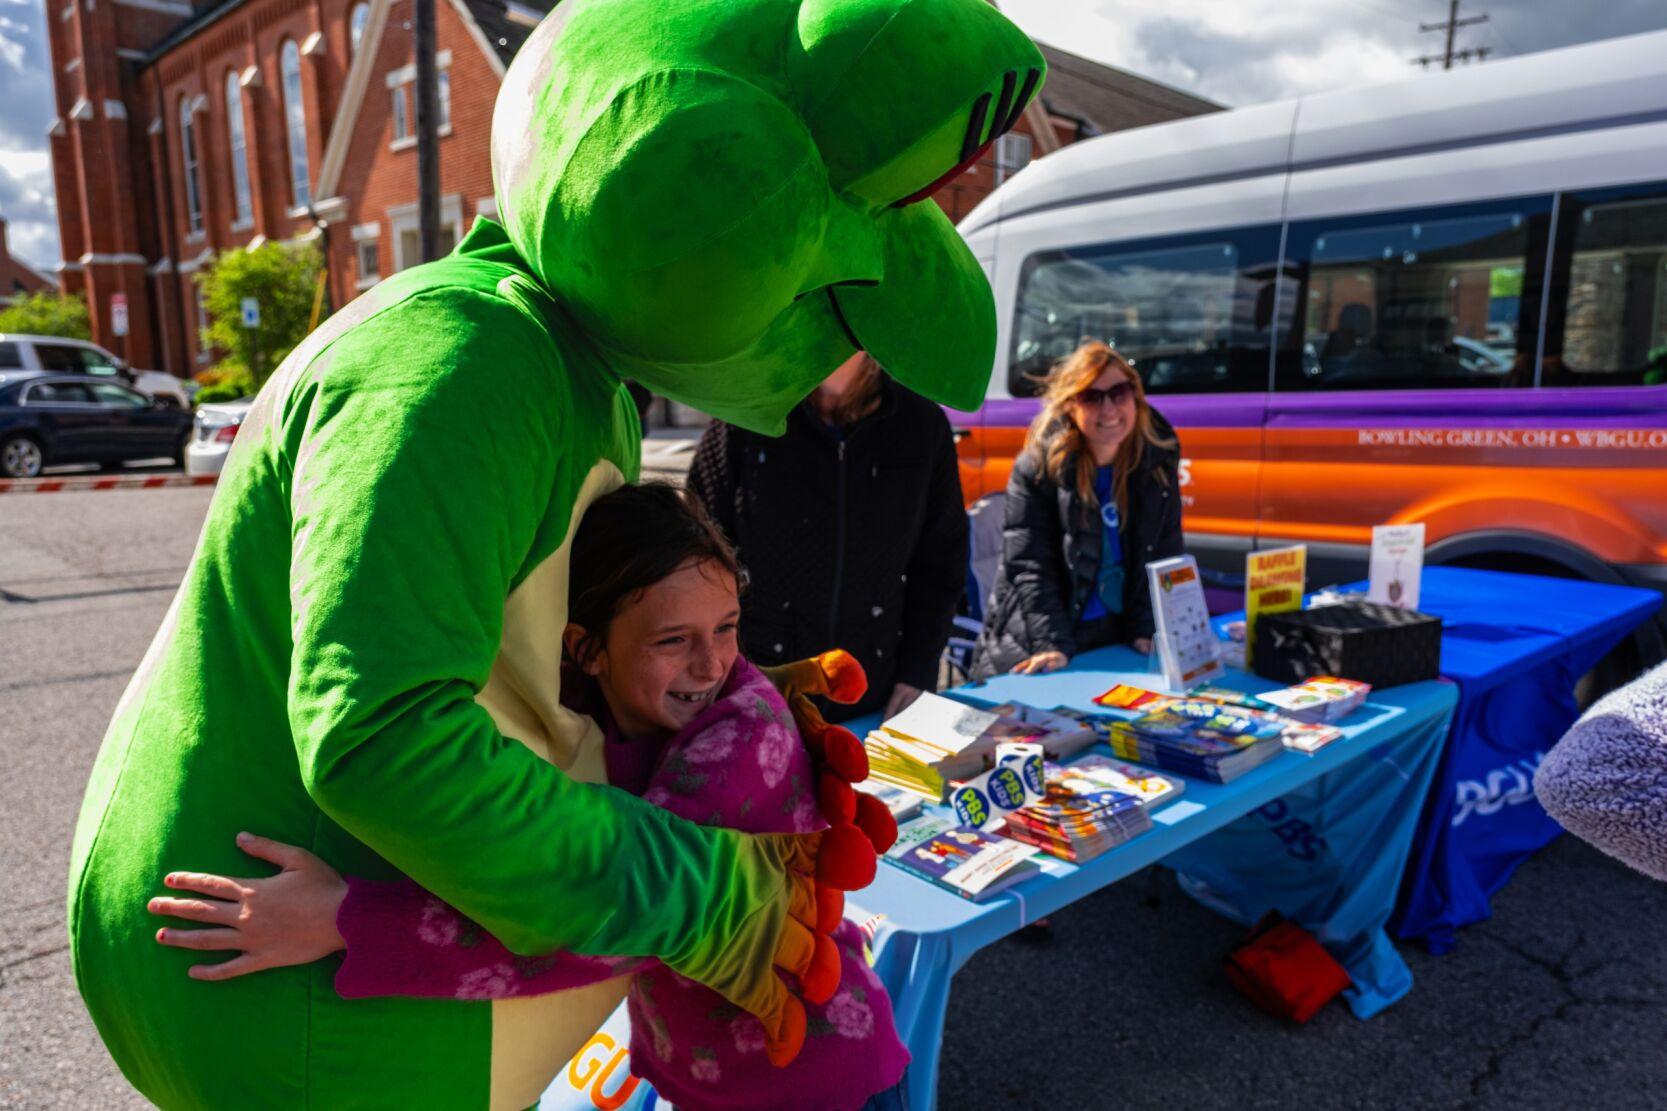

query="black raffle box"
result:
[1252,602,1442,688]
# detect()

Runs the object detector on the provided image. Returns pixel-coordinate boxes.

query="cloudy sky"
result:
[3,0,1666,272]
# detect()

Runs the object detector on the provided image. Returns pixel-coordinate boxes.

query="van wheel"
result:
[1,434,44,478]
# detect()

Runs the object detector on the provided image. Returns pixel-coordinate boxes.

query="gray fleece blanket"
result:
[1535,661,1667,882]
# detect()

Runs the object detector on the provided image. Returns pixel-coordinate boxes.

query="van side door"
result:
[1261,193,1555,586]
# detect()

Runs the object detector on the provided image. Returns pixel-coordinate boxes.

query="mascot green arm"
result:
[283,285,785,962]
[71,0,1045,1104]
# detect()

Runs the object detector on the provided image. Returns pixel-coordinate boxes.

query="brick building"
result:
[0,218,56,305]
[45,0,1222,377]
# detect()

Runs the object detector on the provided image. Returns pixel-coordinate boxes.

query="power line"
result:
[1411,0,1491,69]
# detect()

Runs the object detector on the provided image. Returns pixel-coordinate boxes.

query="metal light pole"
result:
[413,0,441,262]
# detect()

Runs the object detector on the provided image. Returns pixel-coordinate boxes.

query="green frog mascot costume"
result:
[68,0,1043,1105]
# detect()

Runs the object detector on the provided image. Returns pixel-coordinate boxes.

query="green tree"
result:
[0,290,92,339]
[196,242,324,387]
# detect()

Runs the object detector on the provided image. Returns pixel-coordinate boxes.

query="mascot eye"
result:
[845,66,1042,210]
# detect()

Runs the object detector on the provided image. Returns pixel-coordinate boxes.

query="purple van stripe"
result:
[973,395,1267,429]
[1268,386,1667,430]
[966,386,1667,431]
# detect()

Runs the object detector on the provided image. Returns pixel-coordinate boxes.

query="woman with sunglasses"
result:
[971,339,1183,679]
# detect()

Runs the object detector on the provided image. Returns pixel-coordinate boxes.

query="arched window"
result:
[225,71,253,226]
[280,39,311,208]
[179,95,203,235]
[349,2,370,54]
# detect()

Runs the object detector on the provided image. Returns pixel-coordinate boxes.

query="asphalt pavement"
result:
[4,473,1666,1110]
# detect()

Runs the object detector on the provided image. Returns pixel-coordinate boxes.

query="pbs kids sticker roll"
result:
[948,742,1045,830]
[997,741,1045,800]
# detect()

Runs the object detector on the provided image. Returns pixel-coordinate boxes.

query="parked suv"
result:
[0,334,193,407]
[0,370,193,478]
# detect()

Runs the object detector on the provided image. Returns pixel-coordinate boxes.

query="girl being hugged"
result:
[148,483,907,1111]
[972,339,1184,679]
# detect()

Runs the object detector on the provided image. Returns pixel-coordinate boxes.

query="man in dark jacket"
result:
[688,355,968,722]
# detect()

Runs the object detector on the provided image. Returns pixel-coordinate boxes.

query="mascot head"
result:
[491,0,1044,433]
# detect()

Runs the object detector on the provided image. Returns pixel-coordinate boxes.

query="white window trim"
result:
[475,196,497,220]
[351,221,380,240]
[300,30,325,56]
[389,196,463,272]
[239,65,261,88]
[230,217,255,233]
[385,50,452,88]
[355,236,381,290]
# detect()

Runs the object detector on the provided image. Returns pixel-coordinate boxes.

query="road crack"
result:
[1461,931,1667,1106]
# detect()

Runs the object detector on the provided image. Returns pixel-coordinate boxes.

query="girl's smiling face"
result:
[568,558,741,739]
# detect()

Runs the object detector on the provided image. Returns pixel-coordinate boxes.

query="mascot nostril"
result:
[68,0,1043,1107]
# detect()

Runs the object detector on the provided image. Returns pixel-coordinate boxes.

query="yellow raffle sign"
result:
[1245,545,1307,667]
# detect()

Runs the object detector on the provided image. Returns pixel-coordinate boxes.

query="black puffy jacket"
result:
[688,380,969,721]
[970,418,1184,679]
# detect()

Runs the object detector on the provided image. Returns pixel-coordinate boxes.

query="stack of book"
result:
[865,693,1102,801]
[1107,699,1287,783]
[1000,755,1183,863]
[1257,677,1371,724]
[883,814,1040,901]
[864,693,1006,800]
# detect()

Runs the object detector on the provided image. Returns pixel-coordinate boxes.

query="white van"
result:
[955,28,1667,667]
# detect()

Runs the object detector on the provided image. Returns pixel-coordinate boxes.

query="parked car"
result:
[0,334,194,407]
[0,370,194,478]
[185,397,253,477]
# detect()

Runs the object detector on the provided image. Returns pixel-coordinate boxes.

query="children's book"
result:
[1281,721,1346,755]
[854,779,926,823]
[1258,677,1371,724]
[883,816,1039,900]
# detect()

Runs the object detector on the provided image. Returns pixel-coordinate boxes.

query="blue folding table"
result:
[843,648,1458,1111]
[1363,567,1664,951]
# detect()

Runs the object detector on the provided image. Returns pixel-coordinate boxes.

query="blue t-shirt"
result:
[1078,464,1124,625]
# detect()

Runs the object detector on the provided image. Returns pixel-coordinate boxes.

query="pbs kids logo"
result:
[950,766,1027,826]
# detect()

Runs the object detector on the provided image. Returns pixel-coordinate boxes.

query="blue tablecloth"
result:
[1355,567,1664,952]
[844,647,1457,1111]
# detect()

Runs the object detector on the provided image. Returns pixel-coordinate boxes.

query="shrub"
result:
[0,290,92,339]
[196,242,324,388]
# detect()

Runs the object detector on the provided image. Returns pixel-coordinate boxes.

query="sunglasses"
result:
[1074,381,1136,408]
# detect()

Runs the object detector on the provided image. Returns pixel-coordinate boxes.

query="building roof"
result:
[461,0,546,65]
[1035,41,1224,135]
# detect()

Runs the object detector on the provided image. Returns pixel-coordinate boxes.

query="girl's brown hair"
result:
[1024,339,1176,517]
[565,482,744,669]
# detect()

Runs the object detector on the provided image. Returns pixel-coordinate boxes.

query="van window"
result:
[1279,197,1552,391]
[1010,226,1282,397]
[0,341,20,368]
[1542,181,1667,388]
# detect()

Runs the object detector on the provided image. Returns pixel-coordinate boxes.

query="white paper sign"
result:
[1146,554,1223,691]
[240,297,261,328]
[1368,523,1425,610]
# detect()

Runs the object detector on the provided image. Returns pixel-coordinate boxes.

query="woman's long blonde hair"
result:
[1024,340,1176,518]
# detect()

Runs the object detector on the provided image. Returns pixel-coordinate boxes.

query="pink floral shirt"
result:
[333,656,907,1111]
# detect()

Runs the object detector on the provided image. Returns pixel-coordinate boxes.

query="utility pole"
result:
[413,0,441,261]
[1413,0,1491,70]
